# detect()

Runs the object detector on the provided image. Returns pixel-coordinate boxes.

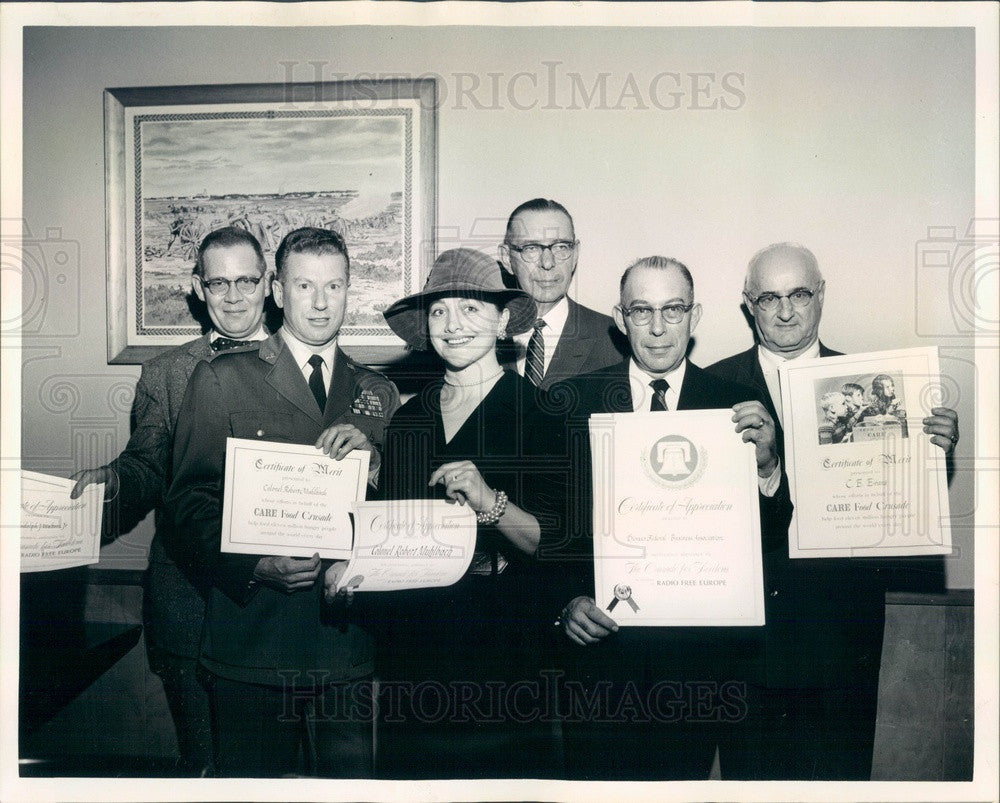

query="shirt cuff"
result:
[757,460,781,497]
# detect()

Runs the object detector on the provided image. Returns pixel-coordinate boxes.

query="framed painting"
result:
[104,78,437,365]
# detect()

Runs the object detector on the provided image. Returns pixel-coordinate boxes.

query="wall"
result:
[21,25,976,585]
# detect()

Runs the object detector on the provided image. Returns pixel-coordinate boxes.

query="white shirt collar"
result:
[279,327,338,373]
[757,338,821,372]
[628,358,687,412]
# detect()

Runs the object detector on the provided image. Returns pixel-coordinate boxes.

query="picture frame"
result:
[104,78,437,365]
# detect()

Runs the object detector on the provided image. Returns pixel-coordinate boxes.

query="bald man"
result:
[706,242,959,780]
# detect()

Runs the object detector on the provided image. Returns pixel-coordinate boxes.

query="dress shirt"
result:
[757,339,822,427]
[279,328,339,393]
[512,295,570,379]
[629,358,779,497]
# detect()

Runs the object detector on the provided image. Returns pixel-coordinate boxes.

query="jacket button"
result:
[770,590,779,597]
[256,429,264,437]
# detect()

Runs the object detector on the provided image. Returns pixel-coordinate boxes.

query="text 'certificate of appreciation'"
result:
[590,410,764,627]
[21,470,103,572]
[221,438,370,560]
[337,500,477,591]
[778,346,951,558]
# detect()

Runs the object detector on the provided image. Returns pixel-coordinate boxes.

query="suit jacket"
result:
[105,333,230,660]
[166,333,400,686]
[499,297,626,390]
[543,359,793,682]
[705,343,946,688]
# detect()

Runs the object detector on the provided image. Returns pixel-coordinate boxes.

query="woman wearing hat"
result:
[376,247,567,777]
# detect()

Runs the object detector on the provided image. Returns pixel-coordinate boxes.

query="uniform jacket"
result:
[166,333,399,686]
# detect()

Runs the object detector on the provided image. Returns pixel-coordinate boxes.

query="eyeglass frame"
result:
[617,302,695,326]
[746,283,823,312]
[197,275,265,297]
[503,239,579,264]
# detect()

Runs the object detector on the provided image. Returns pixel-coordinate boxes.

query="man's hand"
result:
[732,401,779,477]
[69,466,119,501]
[923,407,959,454]
[561,596,619,646]
[252,553,321,593]
[315,424,379,471]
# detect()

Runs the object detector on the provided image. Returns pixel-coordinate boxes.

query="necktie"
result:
[649,378,670,411]
[212,336,254,352]
[525,319,546,387]
[308,354,327,412]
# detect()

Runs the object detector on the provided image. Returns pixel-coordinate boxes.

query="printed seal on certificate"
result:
[640,433,707,490]
[607,583,640,613]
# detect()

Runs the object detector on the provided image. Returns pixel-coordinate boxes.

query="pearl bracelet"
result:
[476,489,508,525]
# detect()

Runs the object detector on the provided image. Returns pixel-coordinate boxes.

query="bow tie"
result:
[212,337,256,352]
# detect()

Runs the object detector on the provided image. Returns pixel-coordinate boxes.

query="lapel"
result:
[545,299,592,385]
[602,360,634,413]
[323,347,358,426]
[186,334,214,361]
[675,361,712,410]
[260,334,325,425]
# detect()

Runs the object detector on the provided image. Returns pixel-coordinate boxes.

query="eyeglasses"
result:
[199,276,263,296]
[619,303,694,326]
[505,240,577,263]
[748,288,817,311]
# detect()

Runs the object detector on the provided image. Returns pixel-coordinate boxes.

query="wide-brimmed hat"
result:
[383,248,536,350]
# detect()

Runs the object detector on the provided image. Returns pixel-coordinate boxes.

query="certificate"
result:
[221,438,370,560]
[336,500,477,592]
[590,410,765,627]
[20,470,103,572]
[778,346,952,558]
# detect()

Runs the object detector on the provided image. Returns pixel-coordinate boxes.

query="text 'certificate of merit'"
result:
[778,346,951,558]
[590,409,764,627]
[337,500,477,592]
[221,437,370,560]
[21,470,104,572]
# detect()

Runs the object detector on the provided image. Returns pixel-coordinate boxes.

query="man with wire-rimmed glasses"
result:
[68,226,271,776]
[706,242,959,780]
[498,198,624,389]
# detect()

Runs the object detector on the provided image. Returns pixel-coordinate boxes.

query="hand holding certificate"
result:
[21,470,104,572]
[221,438,370,560]
[329,500,477,594]
[778,346,952,558]
[590,409,765,627]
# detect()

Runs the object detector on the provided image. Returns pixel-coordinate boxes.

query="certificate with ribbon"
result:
[778,346,952,558]
[334,499,478,592]
[21,470,104,572]
[220,437,370,560]
[589,409,765,627]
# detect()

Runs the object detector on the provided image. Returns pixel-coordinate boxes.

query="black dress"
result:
[375,370,569,777]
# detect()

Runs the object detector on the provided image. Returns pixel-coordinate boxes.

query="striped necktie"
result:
[649,378,670,411]
[525,319,546,387]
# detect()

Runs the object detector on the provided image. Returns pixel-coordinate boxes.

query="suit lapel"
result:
[262,337,324,424]
[545,300,591,386]
[323,347,357,425]
[676,361,712,410]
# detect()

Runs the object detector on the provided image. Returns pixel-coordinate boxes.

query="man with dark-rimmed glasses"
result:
[68,226,271,775]
[546,255,791,780]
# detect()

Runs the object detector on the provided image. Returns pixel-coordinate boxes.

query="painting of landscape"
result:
[136,112,415,338]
